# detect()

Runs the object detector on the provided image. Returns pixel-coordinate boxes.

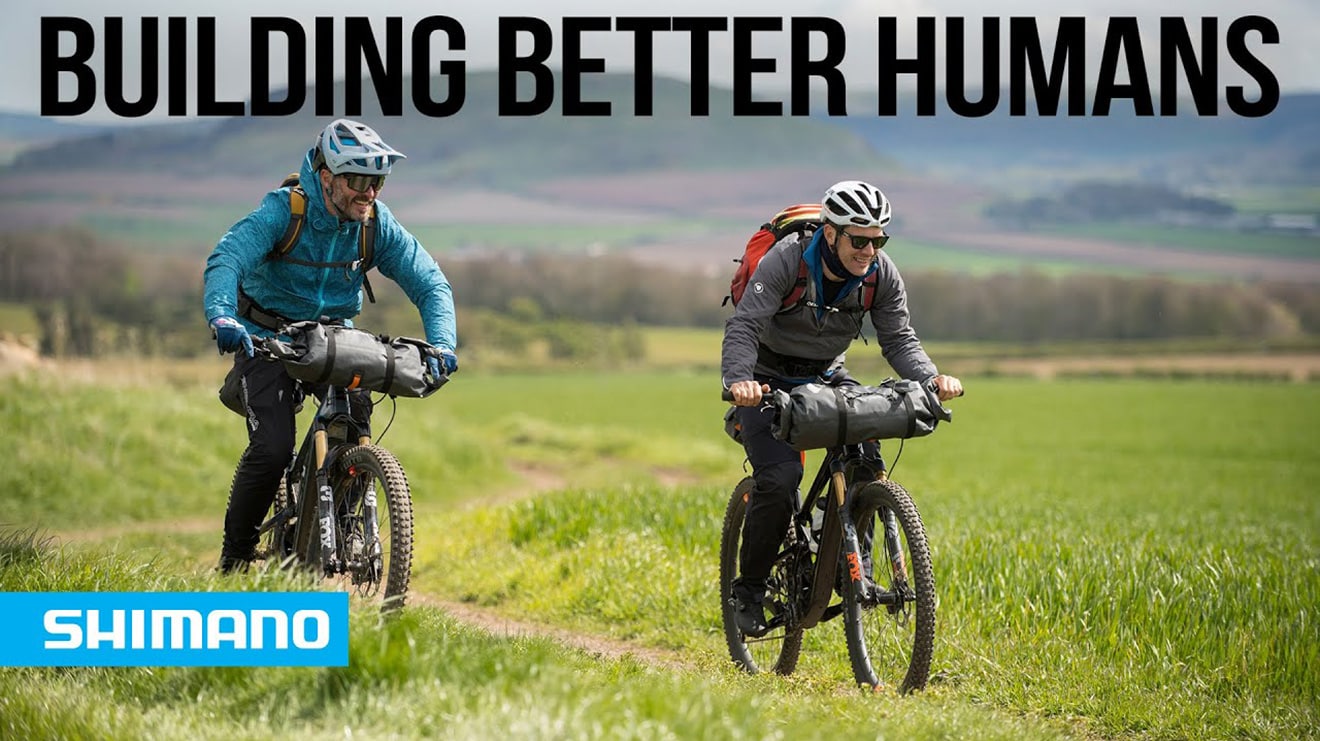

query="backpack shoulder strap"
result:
[359,204,378,304]
[272,178,307,258]
[781,260,810,310]
[861,271,879,312]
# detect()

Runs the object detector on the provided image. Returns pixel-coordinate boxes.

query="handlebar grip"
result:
[721,390,735,402]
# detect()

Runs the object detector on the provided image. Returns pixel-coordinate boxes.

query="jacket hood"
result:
[298,147,340,231]
[802,228,877,315]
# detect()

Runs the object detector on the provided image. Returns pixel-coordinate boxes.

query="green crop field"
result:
[1,368,1317,740]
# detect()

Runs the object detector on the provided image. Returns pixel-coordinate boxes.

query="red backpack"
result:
[724,204,878,312]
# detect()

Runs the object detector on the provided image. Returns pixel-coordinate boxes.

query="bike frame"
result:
[789,444,906,630]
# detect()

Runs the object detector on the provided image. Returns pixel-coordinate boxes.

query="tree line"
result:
[2,229,1316,358]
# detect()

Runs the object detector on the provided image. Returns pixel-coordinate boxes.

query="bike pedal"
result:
[821,603,844,622]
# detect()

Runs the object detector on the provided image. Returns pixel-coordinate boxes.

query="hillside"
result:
[1,72,887,182]
[0,74,1316,282]
[834,92,1320,189]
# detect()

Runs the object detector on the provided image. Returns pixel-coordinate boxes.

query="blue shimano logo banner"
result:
[0,592,349,667]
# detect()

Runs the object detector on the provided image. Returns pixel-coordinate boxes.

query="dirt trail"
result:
[409,593,695,671]
[53,462,707,672]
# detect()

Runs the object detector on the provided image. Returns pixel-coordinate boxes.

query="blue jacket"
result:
[203,148,457,350]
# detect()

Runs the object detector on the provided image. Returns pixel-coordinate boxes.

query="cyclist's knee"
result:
[239,443,293,477]
[753,460,803,500]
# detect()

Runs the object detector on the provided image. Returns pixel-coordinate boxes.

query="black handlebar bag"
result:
[264,321,443,398]
[771,379,952,451]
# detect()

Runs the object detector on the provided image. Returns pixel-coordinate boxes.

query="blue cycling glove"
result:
[426,347,457,381]
[211,316,254,357]
[438,347,458,375]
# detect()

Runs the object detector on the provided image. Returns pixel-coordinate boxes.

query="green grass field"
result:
[1042,222,1319,260]
[1,368,1317,739]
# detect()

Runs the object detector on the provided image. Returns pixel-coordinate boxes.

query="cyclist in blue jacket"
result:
[203,119,457,573]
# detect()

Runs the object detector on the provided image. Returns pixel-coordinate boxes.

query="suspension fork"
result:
[833,467,872,603]
[868,468,908,583]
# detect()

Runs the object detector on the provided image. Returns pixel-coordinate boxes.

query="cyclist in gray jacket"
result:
[721,180,962,637]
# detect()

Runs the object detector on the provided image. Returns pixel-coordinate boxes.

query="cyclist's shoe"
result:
[217,549,256,574]
[733,596,770,637]
[731,578,770,637]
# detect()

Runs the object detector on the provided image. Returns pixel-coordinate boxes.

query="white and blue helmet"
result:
[315,119,406,176]
[822,180,891,228]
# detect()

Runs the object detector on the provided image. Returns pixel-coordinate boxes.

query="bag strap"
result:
[381,341,396,396]
[780,261,810,310]
[273,183,307,258]
[237,288,291,333]
[360,206,377,304]
[314,328,338,385]
[903,388,916,438]
[834,386,849,447]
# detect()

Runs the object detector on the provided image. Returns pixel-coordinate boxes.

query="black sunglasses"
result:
[340,174,386,193]
[839,230,890,250]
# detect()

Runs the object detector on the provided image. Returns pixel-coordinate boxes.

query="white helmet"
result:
[822,180,891,228]
[315,119,406,176]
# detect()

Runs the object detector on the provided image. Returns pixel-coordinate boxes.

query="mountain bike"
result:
[250,325,446,613]
[719,383,955,693]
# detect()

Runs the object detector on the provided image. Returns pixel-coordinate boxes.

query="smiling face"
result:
[319,169,380,223]
[825,223,886,277]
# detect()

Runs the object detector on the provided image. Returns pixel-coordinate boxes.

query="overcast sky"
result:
[5,0,1318,121]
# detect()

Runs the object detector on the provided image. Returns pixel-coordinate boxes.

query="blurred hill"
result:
[0,72,885,182]
[0,73,1316,282]
[835,93,1320,189]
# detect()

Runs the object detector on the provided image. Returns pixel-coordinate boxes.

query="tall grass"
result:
[0,529,1054,740]
[2,372,1316,739]
[412,378,1320,739]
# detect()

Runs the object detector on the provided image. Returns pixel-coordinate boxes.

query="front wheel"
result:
[842,479,935,693]
[330,445,414,613]
[720,477,804,676]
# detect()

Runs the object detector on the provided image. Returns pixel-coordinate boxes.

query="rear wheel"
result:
[842,479,935,693]
[720,477,804,675]
[330,445,414,613]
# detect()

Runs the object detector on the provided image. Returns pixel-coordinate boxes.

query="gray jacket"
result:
[721,228,937,384]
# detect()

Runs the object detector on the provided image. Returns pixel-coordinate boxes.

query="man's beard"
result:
[330,183,373,223]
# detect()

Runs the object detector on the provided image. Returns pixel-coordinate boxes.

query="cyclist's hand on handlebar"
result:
[727,380,771,406]
[929,374,964,402]
[436,347,458,375]
[424,347,457,383]
[210,316,254,358]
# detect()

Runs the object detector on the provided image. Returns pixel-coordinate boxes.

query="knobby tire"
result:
[842,479,935,693]
[720,477,804,676]
[331,444,414,613]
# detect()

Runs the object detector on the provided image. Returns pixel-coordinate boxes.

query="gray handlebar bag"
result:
[771,379,952,451]
[265,321,443,398]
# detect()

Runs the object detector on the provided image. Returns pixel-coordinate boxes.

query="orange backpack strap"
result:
[272,175,307,257]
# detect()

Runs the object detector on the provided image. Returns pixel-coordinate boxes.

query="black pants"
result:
[735,371,878,594]
[220,353,371,560]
